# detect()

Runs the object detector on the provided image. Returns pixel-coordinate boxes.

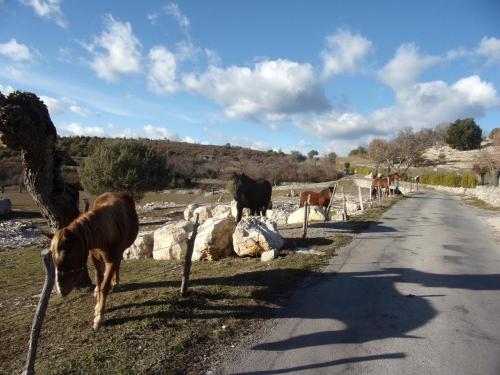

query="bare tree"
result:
[477,146,500,186]
[367,138,391,173]
[0,91,91,285]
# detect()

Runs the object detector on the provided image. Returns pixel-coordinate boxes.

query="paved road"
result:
[219,191,500,375]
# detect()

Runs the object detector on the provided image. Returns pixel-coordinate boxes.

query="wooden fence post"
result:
[180,213,200,296]
[358,186,364,211]
[302,194,310,239]
[377,181,381,203]
[23,248,54,375]
[342,185,348,221]
[324,184,337,222]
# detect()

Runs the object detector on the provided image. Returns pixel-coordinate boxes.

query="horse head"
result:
[328,186,335,198]
[50,227,89,297]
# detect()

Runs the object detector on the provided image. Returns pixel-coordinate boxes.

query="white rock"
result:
[123,231,154,260]
[287,206,327,224]
[212,204,232,218]
[0,197,11,216]
[193,205,214,224]
[261,249,278,262]
[184,203,201,222]
[233,216,284,257]
[266,209,289,226]
[192,215,236,261]
[153,220,194,260]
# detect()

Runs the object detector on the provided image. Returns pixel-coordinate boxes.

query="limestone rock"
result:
[232,216,284,257]
[153,220,194,260]
[212,204,232,218]
[261,249,278,262]
[184,203,201,222]
[266,209,289,226]
[123,231,154,260]
[287,206,327,224]
[192,215,236,261]
[193,205,214,224]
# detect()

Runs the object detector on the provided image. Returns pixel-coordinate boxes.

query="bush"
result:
[79,139,170,201]
[419,173,477,188]
[446,118,482,150]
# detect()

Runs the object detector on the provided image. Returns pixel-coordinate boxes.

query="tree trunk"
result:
[0,91,91,286]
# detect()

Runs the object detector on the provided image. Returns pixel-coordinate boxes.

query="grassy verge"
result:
[462,197,500,212]
[0,195,401,375]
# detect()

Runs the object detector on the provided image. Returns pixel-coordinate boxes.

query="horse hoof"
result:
[93,315,106,330]
[111,284,122,293]
[93,286,98,298]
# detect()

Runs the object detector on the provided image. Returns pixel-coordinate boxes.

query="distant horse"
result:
[299,186,335,209]
[49,192,139,330]
[233,173,272,223]
[371,173,401,197]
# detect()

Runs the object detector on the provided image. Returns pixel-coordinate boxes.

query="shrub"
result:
[419,173,477,188]
[446,118,482,150]
[79,139,170,201]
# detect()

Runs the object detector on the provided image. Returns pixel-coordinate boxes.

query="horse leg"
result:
[93,261,116,330]
[111,260,121,292]
[236,202,243,223]
[91,254,104,299]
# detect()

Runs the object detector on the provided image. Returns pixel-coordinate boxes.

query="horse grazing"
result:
[233,173,272,223]
[50,192,139,330]
[299,186,335,209]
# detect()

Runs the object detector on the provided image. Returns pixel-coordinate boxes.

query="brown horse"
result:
[50,192,139,330]
[299,186,335,209]
[371,173,401,197]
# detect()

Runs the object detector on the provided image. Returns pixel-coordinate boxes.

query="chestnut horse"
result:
[299,186,335,209]
[50,192,139,330]
[371,173,401,197]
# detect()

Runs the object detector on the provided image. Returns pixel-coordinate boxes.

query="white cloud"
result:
[0,83,14,94]
[144,124,179,140]
[0,39,32,61]
[294,74,499,155]
[378,43,440,90]
[40,95,65,115]
[164,3,190,34]
[183,59,330,121]
[147,46,178,95]
[229,137,267,151]
[205,48,221,66]
[60,122,105,136]
[115,128,137,138]
[320,29,372,78]
[175,40,200,61]
[85,15,142,81]
[182,136,195,143]
[69,105,95,117]
[20,0,67,28]
[476,36,500,64]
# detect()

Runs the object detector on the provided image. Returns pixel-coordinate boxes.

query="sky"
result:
[0,0,499,156]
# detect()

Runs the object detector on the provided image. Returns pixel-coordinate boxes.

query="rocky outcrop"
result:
[192,213,236,261]
[232,216,284,258]
[287,206,327,224]
[153,220,194,260]
[123,231,154,260]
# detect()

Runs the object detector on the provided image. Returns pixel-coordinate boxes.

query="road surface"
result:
[219,191,500,375]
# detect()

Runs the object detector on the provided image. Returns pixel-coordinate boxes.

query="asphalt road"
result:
[219,191,500,375]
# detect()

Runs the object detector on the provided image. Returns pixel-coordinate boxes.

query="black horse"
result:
[233,173,272,223]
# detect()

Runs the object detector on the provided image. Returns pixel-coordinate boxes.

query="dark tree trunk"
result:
[0,91,92,287]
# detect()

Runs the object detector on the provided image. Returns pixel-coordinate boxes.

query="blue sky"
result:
[0,0,499,155]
